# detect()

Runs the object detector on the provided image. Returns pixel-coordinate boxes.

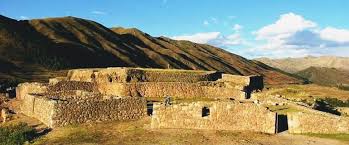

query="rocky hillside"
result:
[0,15,303,85]
[256,56,349,73]
[296,67,349,88]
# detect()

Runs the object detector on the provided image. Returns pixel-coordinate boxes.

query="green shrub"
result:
[0,122,36,145]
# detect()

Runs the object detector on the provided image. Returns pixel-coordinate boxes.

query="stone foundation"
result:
[151,101,276,134]
[20,93,146,127]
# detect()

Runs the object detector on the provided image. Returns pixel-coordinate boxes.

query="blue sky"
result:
[1,0,349,58]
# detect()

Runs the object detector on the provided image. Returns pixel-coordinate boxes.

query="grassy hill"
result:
[296,67,349,90]
[0,15,303,85]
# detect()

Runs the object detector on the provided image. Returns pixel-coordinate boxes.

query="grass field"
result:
[262,84,349,101]
[29,118,349,145]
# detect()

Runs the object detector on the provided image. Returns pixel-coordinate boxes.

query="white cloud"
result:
[320,27,349,43]
[233,24,243,32]
[91,11,107,15]
[172,32,221,44]
[171,32,244,47]
[171,12,349,58]
[255,13,317,40]
[19,16,29,20]
[249,12,349,58]
[210,33,243,47]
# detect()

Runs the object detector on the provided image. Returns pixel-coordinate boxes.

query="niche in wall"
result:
[202,106,210,117]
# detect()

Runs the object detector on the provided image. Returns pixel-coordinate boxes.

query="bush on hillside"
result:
[312,98,345,115]
[320,97,349,107]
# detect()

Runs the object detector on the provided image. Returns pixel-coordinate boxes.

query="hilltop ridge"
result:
[0,15,303,85]
[256,56,349,73]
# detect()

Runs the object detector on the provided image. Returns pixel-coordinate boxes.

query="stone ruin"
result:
[16,68,263,127]
[151,100,276,134]
[14,67,349,134]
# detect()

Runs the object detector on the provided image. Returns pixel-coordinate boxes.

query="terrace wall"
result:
[20,94,147,128]
[221,74,264,91]
[288,112,349,134]
[151,101,276,134]
[95,68,222,83]
[67,68,102,82]
[97,82,246,99]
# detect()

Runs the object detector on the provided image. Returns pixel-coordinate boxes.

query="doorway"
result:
[276,114,288,133]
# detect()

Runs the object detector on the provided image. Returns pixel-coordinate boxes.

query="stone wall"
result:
[67,67,263,84]
[97,82,246,99]
[54,67,264,100]
[95,68,222,83]
[20,94,56,126]
[49,77,68,85]
[151,101,276,134]
[52,96,146,127]
[16,83,48,100]
[47,81,97,92]
[288,112,349,134]
[67,68,102,82]
[221,74,251,85]
[221,74,264,91]
[20,94,147,127]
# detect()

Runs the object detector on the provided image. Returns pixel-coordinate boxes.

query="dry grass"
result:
[261,84,349,101]
[31,118,270,145]
[303,133,349,142]
[266,105,302,115]
[29,117,349,145]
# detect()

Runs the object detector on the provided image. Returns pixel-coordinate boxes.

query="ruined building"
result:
[15,67,349,134]
[16,68,264,127]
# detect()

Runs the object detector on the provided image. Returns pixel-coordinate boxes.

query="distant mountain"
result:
[0,15,303,85]
[296,67,349,88]
[256,56,349,73]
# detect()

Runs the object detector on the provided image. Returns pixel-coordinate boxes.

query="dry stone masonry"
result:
[20,92,146,127]
[16,67,263,128]
[288,111,349,134]
[151,101,276,134]
[15,67,349,135]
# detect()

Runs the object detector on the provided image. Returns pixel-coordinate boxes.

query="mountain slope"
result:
[256,56,349,73]
[0,15,303,85]
[296,67,349,87]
